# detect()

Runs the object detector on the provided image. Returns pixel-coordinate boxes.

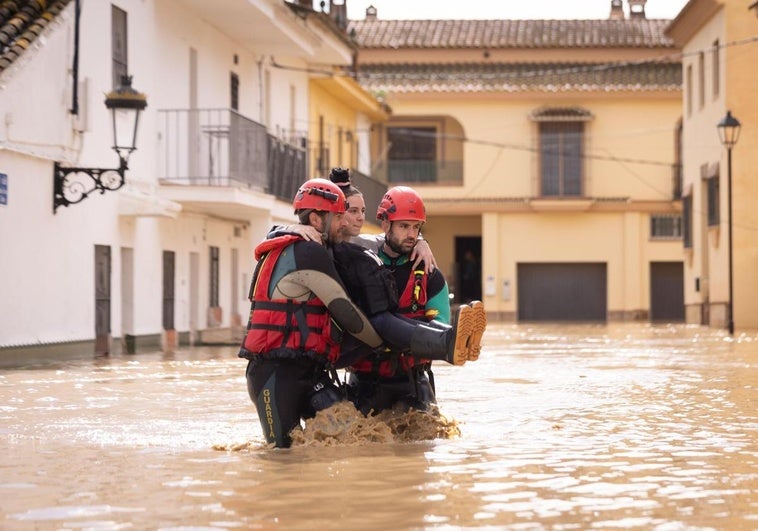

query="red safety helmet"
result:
[376,186,426,222]
[293,178,346,213]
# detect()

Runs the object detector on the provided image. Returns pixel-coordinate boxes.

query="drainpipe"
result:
[71,0,81,115]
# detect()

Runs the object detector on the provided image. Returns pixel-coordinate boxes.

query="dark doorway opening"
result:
[650,261,685,321]
[454,236,482,304]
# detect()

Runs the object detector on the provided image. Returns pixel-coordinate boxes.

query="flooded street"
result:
[1,323,757,529]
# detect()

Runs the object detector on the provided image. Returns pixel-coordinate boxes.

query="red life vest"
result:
[351,267,432,376]
[240,235,339,364]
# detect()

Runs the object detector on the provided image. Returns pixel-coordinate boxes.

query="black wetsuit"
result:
[240,238,382,448]
[241,237,448,446]
[347,235,452,415]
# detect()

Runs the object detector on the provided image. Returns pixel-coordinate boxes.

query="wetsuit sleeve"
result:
[278,241,383,348]
[266,224,288,239]
[425,269,451,324]
[350,233,383,253]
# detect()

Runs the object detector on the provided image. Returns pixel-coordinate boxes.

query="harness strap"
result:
[411,269,424,312]
[251,300,327,314]
[280,300,295,348]
[294,305,311,349]
[249,323,323,333]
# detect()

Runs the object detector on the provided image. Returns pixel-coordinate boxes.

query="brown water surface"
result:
[1,323,757,529]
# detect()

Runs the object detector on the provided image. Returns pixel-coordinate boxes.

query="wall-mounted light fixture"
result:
[53,75,147,213]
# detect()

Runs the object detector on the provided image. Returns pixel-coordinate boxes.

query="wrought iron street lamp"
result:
[717,110,741,335]
[53,75,147,213]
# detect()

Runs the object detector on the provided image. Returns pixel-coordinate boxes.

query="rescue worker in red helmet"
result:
[348,185,487,415]
[329,167,438,273]
[240,179,480,447]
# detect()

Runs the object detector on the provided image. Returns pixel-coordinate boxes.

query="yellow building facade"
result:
[350,8,686,321]
[667,0,758,331]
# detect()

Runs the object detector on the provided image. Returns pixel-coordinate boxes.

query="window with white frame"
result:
[532,107,592,197]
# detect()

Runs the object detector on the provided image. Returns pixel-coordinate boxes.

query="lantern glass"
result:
[717,111,741,148]
[111,106,142,158]
[104,75,148,163]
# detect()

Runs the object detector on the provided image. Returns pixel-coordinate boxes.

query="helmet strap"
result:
[321,212,333,245]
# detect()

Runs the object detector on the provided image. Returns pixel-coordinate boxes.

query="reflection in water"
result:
[1,324,757,529]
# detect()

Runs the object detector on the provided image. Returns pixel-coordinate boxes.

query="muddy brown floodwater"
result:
[1,323,757,529]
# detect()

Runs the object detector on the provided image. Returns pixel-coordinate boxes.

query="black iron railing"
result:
[373,159,463,185]
[158,108,272,189]
[267,135,306,203]
[157,108,390,211]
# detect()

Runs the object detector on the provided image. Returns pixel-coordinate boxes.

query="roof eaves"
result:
[0,0,73,76]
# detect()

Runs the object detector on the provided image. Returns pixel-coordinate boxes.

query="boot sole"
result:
[465,301,487,361]
[451,304,474,366]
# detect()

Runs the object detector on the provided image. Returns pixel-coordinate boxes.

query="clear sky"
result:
[336,0,690,20]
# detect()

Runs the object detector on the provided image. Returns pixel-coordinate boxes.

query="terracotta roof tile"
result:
[348,18,675,49]
[356,62,682,94]
[0,0,73,75]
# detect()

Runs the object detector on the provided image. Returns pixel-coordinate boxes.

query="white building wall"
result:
[0,0,328,352]
[266,63,310,139]
[355,113,372,176]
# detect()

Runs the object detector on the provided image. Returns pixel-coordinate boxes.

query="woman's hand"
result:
[285,224,322,242]
[411,239,437,274]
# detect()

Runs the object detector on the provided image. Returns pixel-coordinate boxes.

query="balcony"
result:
[156,108,388,222]
[373,159,463,186]
[157,108,307,219]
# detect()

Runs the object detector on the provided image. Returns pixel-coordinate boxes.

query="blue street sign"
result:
[0,173,7,205]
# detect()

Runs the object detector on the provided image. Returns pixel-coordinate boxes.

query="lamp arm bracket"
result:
[53,157,128,214]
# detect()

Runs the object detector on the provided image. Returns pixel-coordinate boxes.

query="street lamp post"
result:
[717,110,741,335]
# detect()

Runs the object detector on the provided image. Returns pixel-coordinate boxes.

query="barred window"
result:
[539,121,583,197]
[209,246,220,307]
[651,215,683,240]
[111,6,128,89]
[387,126,437,183]
[230,72,239,111]
[707,176,720,227]
[683,195,693,249]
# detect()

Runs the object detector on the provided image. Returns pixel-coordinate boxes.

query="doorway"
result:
[650,262,685,321]
[454,236,482,304]
[94,245,111,354]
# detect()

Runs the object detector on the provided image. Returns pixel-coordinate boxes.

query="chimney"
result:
[365,4,377,20]
[609,0,624,20]
[628,0,646,19]
[330,0,348,29]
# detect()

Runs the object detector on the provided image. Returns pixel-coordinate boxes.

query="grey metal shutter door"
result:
[650,262,685,321]
[518,263,607,322]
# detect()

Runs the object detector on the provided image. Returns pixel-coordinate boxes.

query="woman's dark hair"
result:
[329,167,362,199]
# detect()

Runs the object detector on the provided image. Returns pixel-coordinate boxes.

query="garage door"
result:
[517,263,607,322]
[650,262,684,321]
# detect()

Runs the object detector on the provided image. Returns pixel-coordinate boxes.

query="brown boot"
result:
[407,305,478,366]
[449,304,474,365]
[465,301,487,361]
